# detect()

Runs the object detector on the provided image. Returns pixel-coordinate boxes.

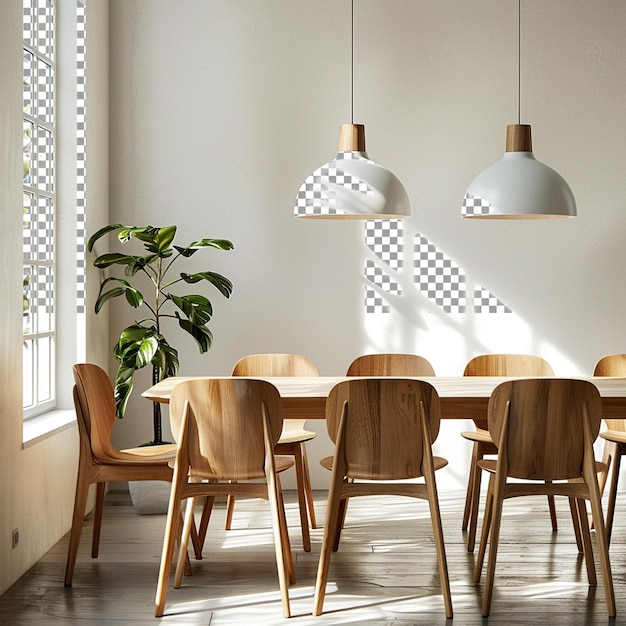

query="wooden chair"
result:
[65,363,177,587]
[593,353,626,545]
[460,353,559,552]
[474,378,615,617]
[154,378,294,618]
[346,353,436,377]
[313,378,453,618]
[197,353,319,553]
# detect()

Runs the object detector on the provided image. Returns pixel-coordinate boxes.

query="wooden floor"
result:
[1,488,625,625]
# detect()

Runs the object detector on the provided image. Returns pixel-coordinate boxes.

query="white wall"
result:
[105,0,626,489]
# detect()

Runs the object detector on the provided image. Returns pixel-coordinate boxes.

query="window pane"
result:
[22,192,36,258]
[23,121,35,186]
[23,340,34,408]
[36,58,54,123]
[35,0,54,59]
[37,336,53,403]
[23,50,34,115]
[36,195,54,261]
[36,126,54,191]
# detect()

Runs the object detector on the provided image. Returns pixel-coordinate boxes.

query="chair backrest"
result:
[463,354,554,377]
[325,378,441,481]
[232,353,319,377]
[170,378,284,480]
[72,363,119,462]
[487,378,602,481]
[593,354,626,431]
[346,353,435,377]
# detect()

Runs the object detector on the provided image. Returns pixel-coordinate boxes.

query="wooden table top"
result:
[142,375,626,422]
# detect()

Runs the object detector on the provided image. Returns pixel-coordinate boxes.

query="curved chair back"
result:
[232,353,318,377]
[73,363,122,462]
[594,354,626,431]
[346,353,435,376]
[488,378,602,481]
[326,378,441,481]
[170,378,284,481]
[464,353,554,377]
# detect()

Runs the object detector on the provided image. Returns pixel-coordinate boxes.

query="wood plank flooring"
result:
[1,488,625,625]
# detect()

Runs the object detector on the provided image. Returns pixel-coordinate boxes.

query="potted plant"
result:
[87,224,234,447]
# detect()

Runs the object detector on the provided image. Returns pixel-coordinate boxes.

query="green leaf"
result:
[113,365,135,419]
[87,223,124,252]
[174,238,234,257]
[177,318,213,353]
[95,277,144,313]
[167,293,213,326]
[114,325,160,370]
[94,252,146,269]
[152,341,179,379]
[180,271,233,298]
[118,226,157,244]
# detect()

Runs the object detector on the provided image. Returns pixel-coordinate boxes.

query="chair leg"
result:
[91,481,106,558]
[576,497,597,586]
[588,476,616,617]
[292,443,311,552]
[267,474,292,618]
[64,469,92,587]
[547,493,558,531]
[474,475,494,584]
[154,484,184,617]
[301,443,317,529]
[482,476,505,617]
[467,443,485,553]
[332,496,349,552]
[313,478,345,616]
[192,496,215,559]
[462,441,479,531]
[568,496,583,553]
[224,493,236,530]
[174,497,197,588]
[276,477,296,585]
[425,470,453,618]
[604,444,622,547]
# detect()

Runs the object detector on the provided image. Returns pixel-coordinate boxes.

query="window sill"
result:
[22,409,76,448]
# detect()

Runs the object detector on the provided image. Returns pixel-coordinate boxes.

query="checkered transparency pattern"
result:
[364,220,403,314]
[294,152,372,216]
[23,0,56,414]
[462,193,491,216]
[413,234,466,313]
[76,1,86,315]
[474,287,511,314]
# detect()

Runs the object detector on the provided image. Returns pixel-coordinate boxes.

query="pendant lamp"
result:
[293,0,410,220]
[461,0,576,219]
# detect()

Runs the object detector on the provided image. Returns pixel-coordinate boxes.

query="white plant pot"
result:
[128,480,171,515]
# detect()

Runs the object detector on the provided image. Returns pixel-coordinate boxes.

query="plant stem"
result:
[152,365,163,445]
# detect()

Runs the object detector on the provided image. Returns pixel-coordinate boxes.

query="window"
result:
[22,0,56,417]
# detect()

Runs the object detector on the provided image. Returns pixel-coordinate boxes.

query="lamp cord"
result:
[351,0,354,124]
[517,0,521,125]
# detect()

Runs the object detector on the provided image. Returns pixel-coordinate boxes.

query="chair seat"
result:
[121,443,177,461]
[600,430,626,445]
[190,456,294,481]
[460,428,493,445]
[478,458,608,476]
[320,455,449,474]
[277,429,317,445]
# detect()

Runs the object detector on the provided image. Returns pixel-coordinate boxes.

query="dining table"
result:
[142,375,626,427]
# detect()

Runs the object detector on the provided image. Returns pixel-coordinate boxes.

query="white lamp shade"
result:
[462,151,577,219]
[294,151,410,219]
